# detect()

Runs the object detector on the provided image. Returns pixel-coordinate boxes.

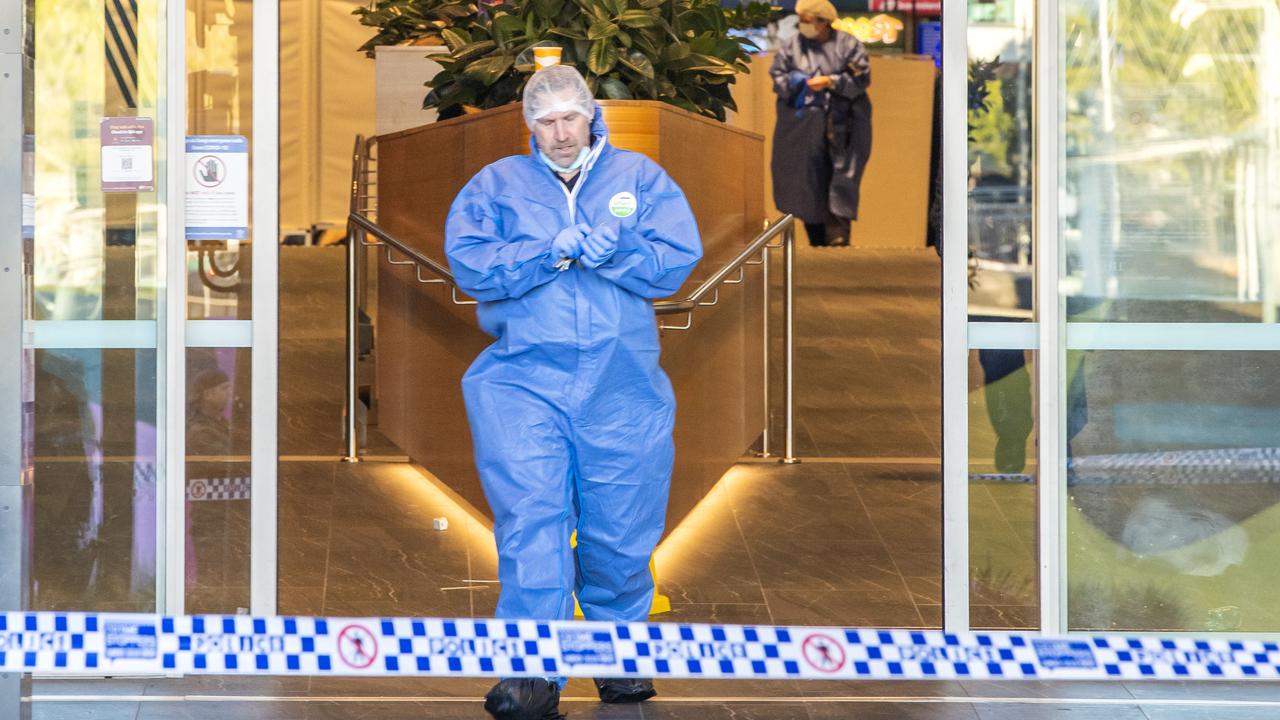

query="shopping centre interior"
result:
[13,0,1280,717]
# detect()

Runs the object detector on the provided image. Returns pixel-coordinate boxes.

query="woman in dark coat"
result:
[770,0,872,247]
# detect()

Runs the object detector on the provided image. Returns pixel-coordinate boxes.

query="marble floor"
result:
[268,242,952,629]
[26,244,1272,717]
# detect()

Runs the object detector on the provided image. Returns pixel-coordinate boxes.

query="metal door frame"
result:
[163,0,279,617]
[249,0,280,618]
[2,1,33,715]
[940,0,1062,634]
[940,0,972,634]
[0,0,280,626]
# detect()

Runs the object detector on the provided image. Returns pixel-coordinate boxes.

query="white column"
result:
[1035,0,1065,635]
[251,0,280,616]
[161,0,189,618]
[941,0,971,632]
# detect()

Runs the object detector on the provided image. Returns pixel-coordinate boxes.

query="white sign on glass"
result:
[101,117,155,192]
[186,136,249,240]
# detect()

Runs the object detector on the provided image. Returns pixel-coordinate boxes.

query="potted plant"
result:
[357,0,781,122]
[354,0,481,57]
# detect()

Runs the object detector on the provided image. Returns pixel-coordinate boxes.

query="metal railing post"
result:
[759,237,771,458]
[342,138,363,462]
[782,224,799,464]
[343,224,360,462]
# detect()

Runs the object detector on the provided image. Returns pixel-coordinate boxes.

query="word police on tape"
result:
[3,612,1279,681]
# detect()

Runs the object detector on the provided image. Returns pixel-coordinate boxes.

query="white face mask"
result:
[538,145,590,174]
[798,21,822,39]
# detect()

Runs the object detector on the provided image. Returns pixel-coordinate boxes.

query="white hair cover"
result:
[522,64,596,128]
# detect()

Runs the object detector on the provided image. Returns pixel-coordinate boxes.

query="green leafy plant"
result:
[724,1,782,30]
[968,57,1000,125]
[357,0,780,121]
[425,0,763,121]
[353,0,480,58]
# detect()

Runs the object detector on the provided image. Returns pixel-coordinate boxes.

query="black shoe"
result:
[827,236,850,247]
[483,678,566,720]
[594,677,657,704]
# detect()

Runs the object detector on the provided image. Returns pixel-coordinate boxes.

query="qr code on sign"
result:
[122,157,133,170]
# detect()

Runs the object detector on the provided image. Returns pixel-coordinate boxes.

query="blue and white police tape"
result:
[5,612,1280,681]
[187,476,252,501]
[971,447,1280,486]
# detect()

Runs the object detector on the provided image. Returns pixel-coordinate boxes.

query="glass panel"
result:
[967,0,1034,319]
[968,350,1038,629]
[1062,0,1280,323]
[33,1,164,321]
[29,0,167,612]
[186,0,253,320]
[32,349,158,611]
[967,0,1037,632]
[1066,350,1280,632]
[1062,0,1280,633]
[185,347,252,614]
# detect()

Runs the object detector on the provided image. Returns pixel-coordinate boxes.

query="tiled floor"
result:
[271,244,950,631]
[25,245,1274,717]
[269,456,943,626]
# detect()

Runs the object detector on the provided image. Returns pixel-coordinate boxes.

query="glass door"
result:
[180,0,277,617]
[1057,0,1280,634]
[19,0,278,620]
[942,0,1043,633]
[963,0,1040,632]
[26,0,170,615]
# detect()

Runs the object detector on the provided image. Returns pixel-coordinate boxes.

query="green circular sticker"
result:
[609,191,638,218]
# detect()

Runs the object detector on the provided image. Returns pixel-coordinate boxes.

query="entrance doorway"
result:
[16,0,280,620]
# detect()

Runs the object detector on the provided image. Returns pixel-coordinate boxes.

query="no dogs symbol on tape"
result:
[801,633,846,673]
[337,624,379,669]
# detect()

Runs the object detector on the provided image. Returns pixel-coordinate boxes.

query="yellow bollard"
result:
[571,532,671,618]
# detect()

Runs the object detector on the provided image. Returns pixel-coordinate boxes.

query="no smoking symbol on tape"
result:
[337,624,378,669]
[801,634,846,673]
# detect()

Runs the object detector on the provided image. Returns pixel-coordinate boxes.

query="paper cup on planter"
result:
[533,46,563,68]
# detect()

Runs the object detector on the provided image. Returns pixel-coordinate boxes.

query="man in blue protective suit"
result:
[444,64,703,720]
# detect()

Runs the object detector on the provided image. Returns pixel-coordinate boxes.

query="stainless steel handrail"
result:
[343,135,799,464]
[342,134,385,462]
[343,137,363,462]
[652,215,792,316]
[349,212,454,283]
[348,209,793,318]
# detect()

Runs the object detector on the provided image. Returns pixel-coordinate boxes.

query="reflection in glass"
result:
[968,350,1037,629]
[185,348,252,614]
[1063,0,1280,322]
[186,0,254,319]
[187,242,251,319]
[33,1,163,321]
[32,349,157,611]
[967,0,1034,318]
[965,0,1038,631]
[1067,351,1280,632]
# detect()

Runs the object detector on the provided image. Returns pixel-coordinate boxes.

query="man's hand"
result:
[806,75,835,92]
[580,224,619,269]
[552,223,591,268]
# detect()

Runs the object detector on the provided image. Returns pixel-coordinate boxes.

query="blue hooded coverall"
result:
[445,107,703,626]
